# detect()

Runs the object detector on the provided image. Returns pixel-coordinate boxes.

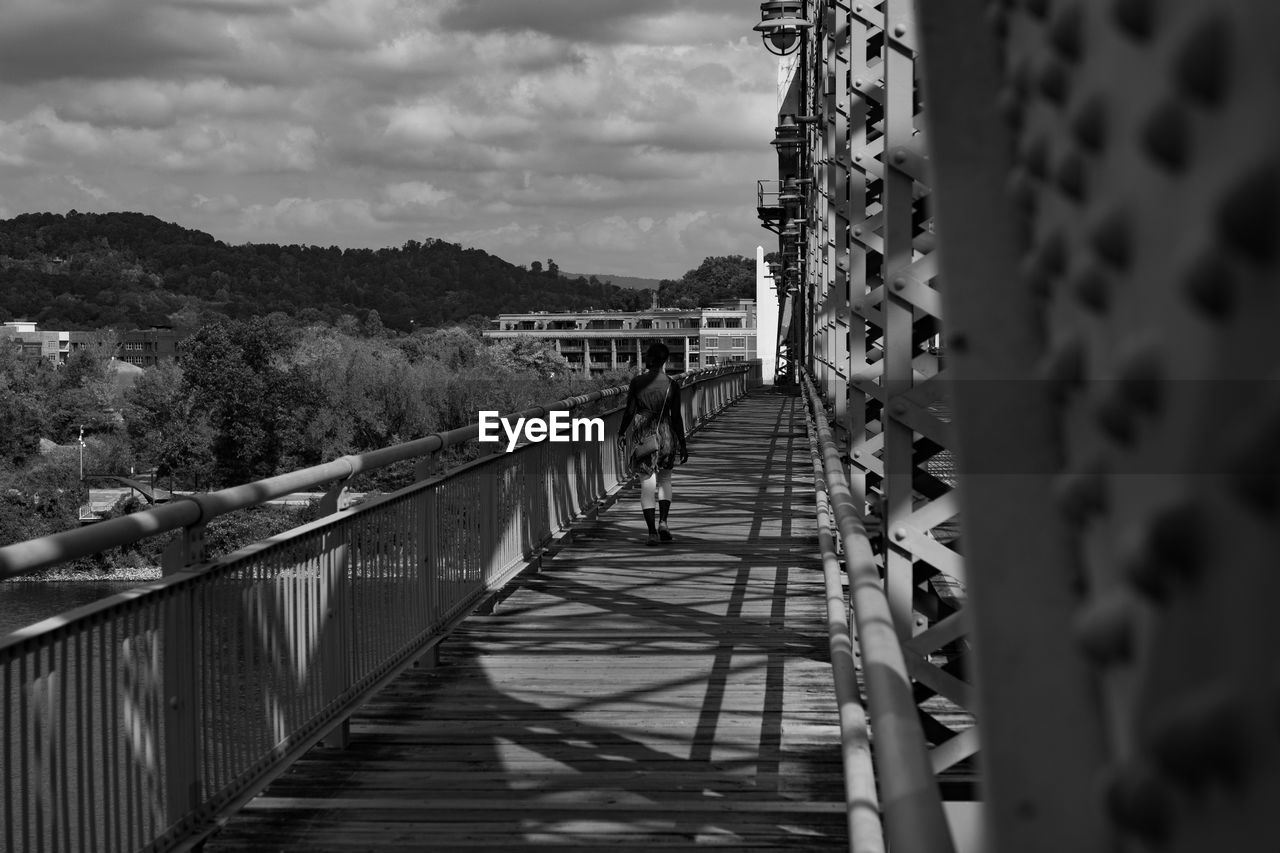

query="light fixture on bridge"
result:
[754,1,812,56]
[778,178,804,207]
[772,123,804,152]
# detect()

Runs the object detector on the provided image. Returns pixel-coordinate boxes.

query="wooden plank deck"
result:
[207,391,847,851]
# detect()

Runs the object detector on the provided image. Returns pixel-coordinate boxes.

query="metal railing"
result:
[801,370,955,853]
[0,365,751,853]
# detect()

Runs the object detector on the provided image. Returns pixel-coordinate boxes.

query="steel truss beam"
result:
[770,0,979,839]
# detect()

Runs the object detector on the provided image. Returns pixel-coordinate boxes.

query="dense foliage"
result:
[657,255,756,308]
[0,211,651,330]
[0,320,631,571]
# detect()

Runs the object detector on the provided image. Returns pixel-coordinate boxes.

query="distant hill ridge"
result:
[0,211,653,331]
[560,271,664,291]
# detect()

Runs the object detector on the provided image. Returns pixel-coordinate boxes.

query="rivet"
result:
[1216,165,1280,266]
[892,527,907,541]
[1023,136,1050,180]
[1070,96,1107,152]
[1226,408,1280,512]
[1090,208,1133,270]
[891,150,908,166]
[1182,250,1235,320]
[985,5,1009,38]
[169,696,180,710]
[1072,266,1109,313]
[1147,685,1250,789]
[1006,169,1038,213]
[853,225,863,236]
[1175,17,1230,108]
[893,24,907,38]
[854,78,864,89]
[1010,56,1033,97]
[1125,503,1202,599]
[1073,593,1135,665]
[1037,60,1070,105]
[892,277,907,291]
[1036,229,1069,277]
[891,401,908,416]
[1040,335,1085,395]
[1055,152,1087,201]
[1113,0,1155,42]
[948,332,969,352]
[1053,458,1107,524]
[1095,392,1136,445]
[853,300,865,313]
[1141,101,1192,173]
[1049,5,1083,61]
[998,88,1024,128]
[1103,763,1173,842]
[1118,347,1163,413]
[1025,266,1053,300]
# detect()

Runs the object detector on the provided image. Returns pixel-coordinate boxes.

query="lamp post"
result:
[754,1,812,56]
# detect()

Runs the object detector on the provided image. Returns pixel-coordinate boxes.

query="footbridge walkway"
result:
[206,390,857,851]
[6,1,1280,850]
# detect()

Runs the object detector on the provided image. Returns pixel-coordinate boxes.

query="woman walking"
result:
[617,343,689,545]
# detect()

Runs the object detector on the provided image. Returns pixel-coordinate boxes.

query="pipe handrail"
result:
[802,400,883,852]
[800,369,956,853]
[0,364,746,581]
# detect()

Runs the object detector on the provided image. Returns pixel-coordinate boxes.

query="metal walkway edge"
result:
[205,391,846,851]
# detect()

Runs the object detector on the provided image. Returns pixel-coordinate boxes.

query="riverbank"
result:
[2,565,161,583]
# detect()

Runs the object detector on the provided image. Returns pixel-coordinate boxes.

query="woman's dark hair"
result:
[644,343,670,368]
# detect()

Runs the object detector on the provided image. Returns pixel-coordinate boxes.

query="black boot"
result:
[643,508,658,546]
[658,500,672,542]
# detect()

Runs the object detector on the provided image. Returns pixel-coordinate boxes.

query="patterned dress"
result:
[627,372,680,475]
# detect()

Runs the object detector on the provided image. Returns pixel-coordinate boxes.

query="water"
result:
[0,581,141,639]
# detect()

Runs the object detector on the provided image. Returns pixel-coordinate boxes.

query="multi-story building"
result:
[1,321,183,367]
[485,300,758,374]
[118,327,183,367]
[1,321,72,364]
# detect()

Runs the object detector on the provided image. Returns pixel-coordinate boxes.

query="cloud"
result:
[373,181,455,221]
[66,175,111,202]
[0,0,780,278]
[0,0,237,83]
[0,106,321,173]
[439,0,753,44]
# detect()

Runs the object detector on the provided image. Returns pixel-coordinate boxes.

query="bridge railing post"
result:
[161,585,200,835]
[317,525,352,749]
[160,523,205,836]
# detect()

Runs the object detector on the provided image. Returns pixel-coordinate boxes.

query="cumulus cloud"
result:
[0,0,778,277]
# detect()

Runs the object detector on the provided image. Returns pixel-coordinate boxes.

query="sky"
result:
[0,0,780,279]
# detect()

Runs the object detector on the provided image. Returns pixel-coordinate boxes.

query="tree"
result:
[0,346,53,464]
[124,360,215,488]
[178,320,297,486]
[658,255,755,307]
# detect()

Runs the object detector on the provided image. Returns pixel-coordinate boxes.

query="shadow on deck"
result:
[207,391,846,851]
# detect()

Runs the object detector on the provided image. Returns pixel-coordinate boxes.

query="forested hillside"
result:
[0,211,650,330]
[0,320,626,570]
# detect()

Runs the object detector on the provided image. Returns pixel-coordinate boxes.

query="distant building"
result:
[0,321,183,367]
[485,300,758,374]
[118,327,183,367]
[1,321,72,364]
